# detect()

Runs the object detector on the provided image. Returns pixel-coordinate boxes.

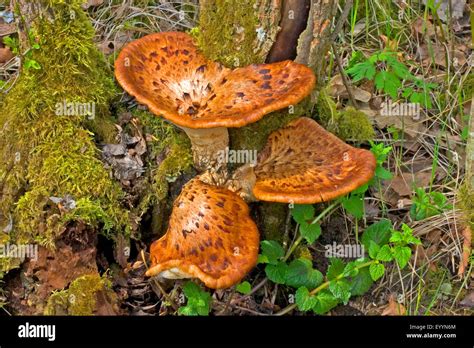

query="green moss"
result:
[315,89,374,141]
[458,183,474,230]
[295,245,313,261]
[258,202,287,242]
[229,99,311,160]
[44,274,116,316]
[0,0,129,257]
[197,0,262,68]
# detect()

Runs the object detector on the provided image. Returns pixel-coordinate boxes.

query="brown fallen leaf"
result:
[460,291,474,308]
[381,294,406,315]
[457,225,471,276]
[390,172,432,197]
[327,74,372,102]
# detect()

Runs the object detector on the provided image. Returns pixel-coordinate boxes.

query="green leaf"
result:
[393,246,411,269]
[389,231,404,244]
[343,262,359,277]
[349,267,374,296]
[329,279,351,304]
[291,204,315,224]
[376,245,394,262]
[369,263,385,281]
[312,290,340,314]
[178,282,211,316]
[295,286,317,311]
[236,281,252,295]
[375,70,401,99]
[265,261,288,284]
[368,241,380,259]
[342,194,364,219]
[285,258,323,289]
[361,219,393,249]
[346,60,376,82]
[327,258,346,280]
[375,166,393,180]
[299,221,321,244]
[260,240,284,265]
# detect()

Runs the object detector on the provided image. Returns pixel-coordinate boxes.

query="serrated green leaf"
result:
[342,194,364,219]
[179,282,211,316]
[265,261,288,284]
[327,258,346,280]
[375,70,401,99]
[343,262,359,277]
[291,204,315,224]
[393,245,411,269]
[299,221,321,244]
[361,219,393,249]
[329,279,351,304]
[376,245,394,262]
[389,231,404,243]
[286,258,323,289]
[346,60,376,82]
[368,241,380,259]
[260,240,284,265]
[369,263,385,281]
[295,286,317,311]
[312,290,340,314]
[349,267,374,296]
[236,281,252,295]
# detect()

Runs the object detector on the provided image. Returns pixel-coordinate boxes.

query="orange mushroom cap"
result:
[252,117,376,203]
[115,32,315,129]
[146,178,259,289]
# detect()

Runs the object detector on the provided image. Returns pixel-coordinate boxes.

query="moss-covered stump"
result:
[0,0,129,275]
[44,274,119,315]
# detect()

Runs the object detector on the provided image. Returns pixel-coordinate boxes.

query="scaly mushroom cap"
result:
[253,117,376,203]
[146,178,259,289]
[115,32,315,129]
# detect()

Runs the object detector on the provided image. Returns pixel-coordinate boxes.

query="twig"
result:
[332,43,358,108]
[330,0,353,43]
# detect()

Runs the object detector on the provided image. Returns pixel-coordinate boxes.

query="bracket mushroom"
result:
[114,31,315,173]
[227,117,377,203]
[145,177,259,289]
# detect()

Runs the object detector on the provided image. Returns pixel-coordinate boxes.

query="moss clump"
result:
[0,0,129,258]
[44,274,117,315]
[315,89,374,141]
[196,0,263,68]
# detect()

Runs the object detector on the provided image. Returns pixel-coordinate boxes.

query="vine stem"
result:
[274,260,375,316]
[283,201,340,262]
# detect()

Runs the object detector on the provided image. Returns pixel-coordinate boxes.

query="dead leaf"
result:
[390,172,432,196]
[327,74,372,102]
[381,295,406,315]
[457,225,471,276]
[460,291,474,308]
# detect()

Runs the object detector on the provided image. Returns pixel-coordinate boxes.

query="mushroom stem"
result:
[225,163,257,202]
[180,126,229,174]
